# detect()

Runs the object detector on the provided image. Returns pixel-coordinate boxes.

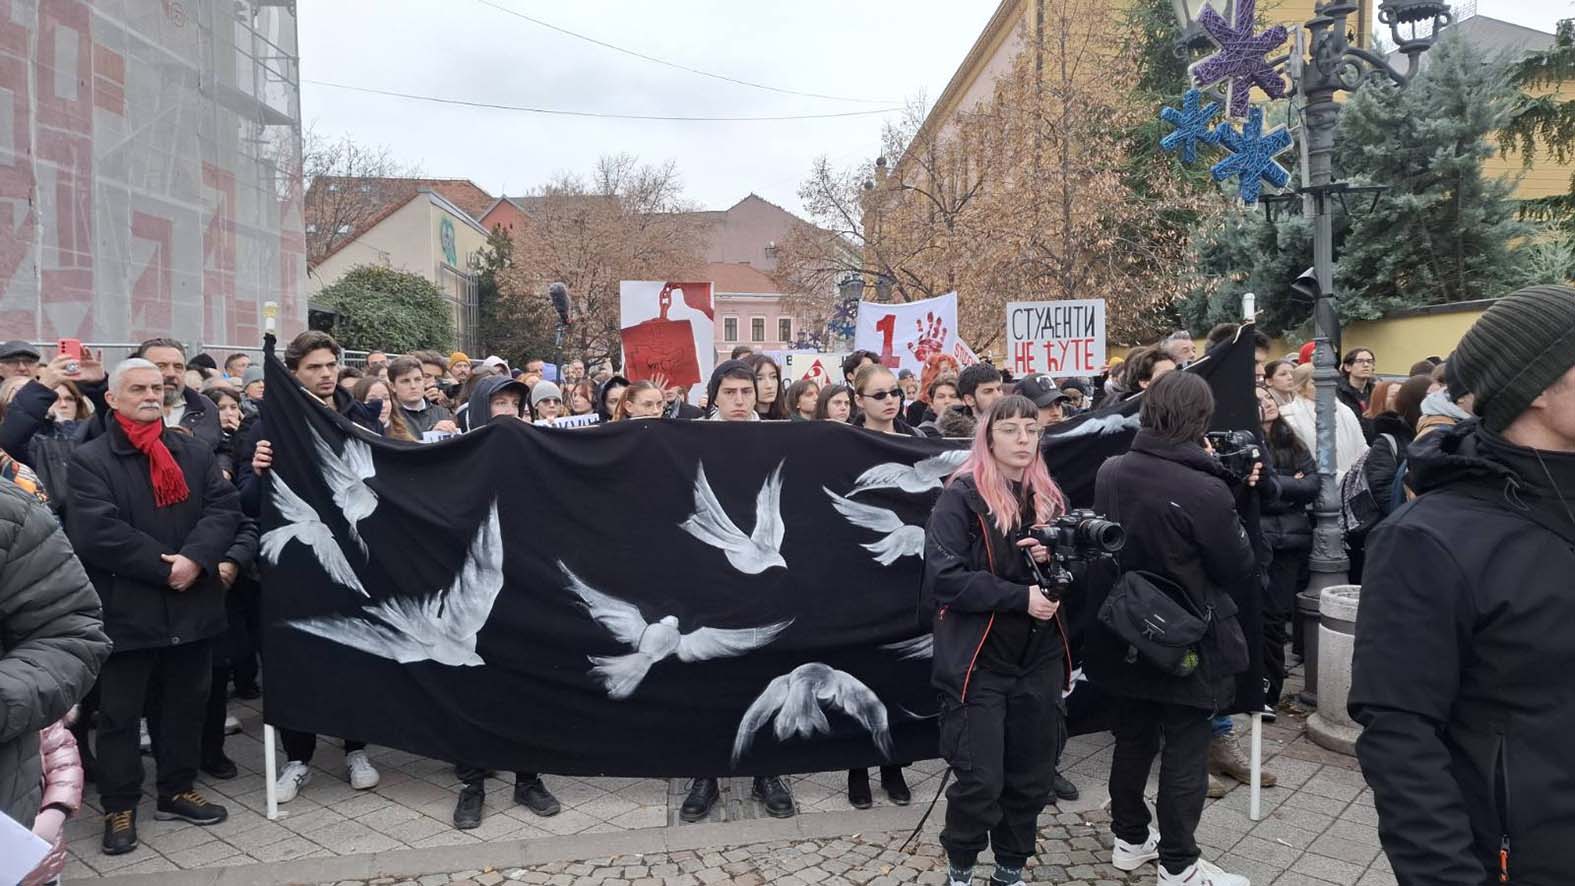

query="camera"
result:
[1205,430,1262,480]
[1022,509,1125,596]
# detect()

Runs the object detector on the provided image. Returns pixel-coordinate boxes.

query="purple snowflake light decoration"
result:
[1159,89,1224,164]
[1190,0,1288,119]
[1211,107,1293,204]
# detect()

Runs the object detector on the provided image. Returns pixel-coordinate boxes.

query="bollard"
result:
[1295,588,1321,707]
[1307,585,1362,755]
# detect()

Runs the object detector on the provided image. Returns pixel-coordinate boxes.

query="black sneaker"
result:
[1261,704,1279,723]
[680,777,719,822]
[880,766,912,806]
[101,809,138,855]
[1053,771,1080,802]
[753,775,795,818]
[513,777,561,817]
[847,768,873,809]
[201,754,238,780]
[155,791,228,825]
[452,783,485,829]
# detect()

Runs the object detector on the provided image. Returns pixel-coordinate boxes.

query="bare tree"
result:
[302,128,423,263]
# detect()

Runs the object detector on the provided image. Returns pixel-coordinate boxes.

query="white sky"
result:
[298,1,1571,217]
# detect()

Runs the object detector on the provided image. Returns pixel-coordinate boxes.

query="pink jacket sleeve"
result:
[37,720,84,815]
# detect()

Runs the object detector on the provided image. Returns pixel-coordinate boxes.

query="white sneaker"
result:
[345,750,380,790]
[1158,858,1250,886]
[138,719,151,753]
[223,714,241,735]
[275,761,311,803]
[1113,830,1161,871]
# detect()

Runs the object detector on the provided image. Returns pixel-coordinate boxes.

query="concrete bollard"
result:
[1295,588,1321,708]
[1307,585,1362,755]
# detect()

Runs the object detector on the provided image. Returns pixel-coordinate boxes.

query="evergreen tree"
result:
[1503,18,1575,228]
[473,225,513,356]
[313,266,454,353]
[1333,31,1529,320]
[1181,208,1315,337]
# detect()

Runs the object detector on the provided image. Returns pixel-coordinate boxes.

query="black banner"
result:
[260,329,1260,776]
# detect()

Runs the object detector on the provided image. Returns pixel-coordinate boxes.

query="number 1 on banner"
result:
[873,314,901,369]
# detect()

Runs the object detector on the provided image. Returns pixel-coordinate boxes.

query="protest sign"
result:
[854,292,958,377]
[620,281,715,403]
[783,351,849,387]
[1005,299,1107,377]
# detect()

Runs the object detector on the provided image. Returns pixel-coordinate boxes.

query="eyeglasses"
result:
[861,387,903,401]
[1350,357,1375,366]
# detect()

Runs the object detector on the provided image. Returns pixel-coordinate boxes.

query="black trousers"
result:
[280,729,365,763]
[226,576,261,692]
[1264,548,1309,705]
[939,660,1063,870]
[456,765,538,787]
[96,640,212,812]
[1108,697,1212,876]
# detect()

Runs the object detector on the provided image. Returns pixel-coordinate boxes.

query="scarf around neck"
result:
[114,413,190,507]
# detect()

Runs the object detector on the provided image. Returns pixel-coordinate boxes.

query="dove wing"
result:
[823,488,904,533]
[268,472,318,525]
[879,634,934,661]
[679,463,750,551]
[305,531,371,597]
[263,475,368,597]
[914,450,968,482]
[559,562,648,648]
[825,669,894,759]
[751,461,786,550]
[865,525,925,566]
[289,610,424,663]
[731,673,791,765]
[848,462,918,495]
[440,501,504,637]
[676,618,793,663]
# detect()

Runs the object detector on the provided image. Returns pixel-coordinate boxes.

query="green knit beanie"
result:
[1449,285,1575,433]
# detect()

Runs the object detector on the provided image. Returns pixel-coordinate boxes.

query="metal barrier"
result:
[25,342,395,370]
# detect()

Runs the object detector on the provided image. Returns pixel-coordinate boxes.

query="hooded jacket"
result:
[595,375,630,423]
[462,375,530,431]
[1350,421,1575,886]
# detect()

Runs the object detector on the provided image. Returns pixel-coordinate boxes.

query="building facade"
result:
[0,1,306,346]
[707,262,801,362]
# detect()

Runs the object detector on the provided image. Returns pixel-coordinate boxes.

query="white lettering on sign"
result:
[1004,299,1107,377]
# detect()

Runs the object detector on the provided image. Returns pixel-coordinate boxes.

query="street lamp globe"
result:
[838,275,866,305]
[1171,0,1233,51]
[1379,0,1452,57]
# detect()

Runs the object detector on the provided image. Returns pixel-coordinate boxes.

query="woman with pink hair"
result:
[921,395,1070,886]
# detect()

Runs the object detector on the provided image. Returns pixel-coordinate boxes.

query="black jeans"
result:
[96,641,213,812]
[939,661,1063,870]
[456,766,538,787]
[1108,697,1212,875]
[280,729,365,763]
[1264,548,1308,705]
[226,576,261,692]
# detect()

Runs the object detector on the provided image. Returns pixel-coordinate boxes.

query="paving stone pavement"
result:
[62,670,1400,886]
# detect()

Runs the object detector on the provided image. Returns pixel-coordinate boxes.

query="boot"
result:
[452,783,484,829]
[1052,771,1079,802]
[847,768,873,809]
[1207,773,1231,799]
[514,776,561,817]
[101,809,138,856]
[880,765,911,806]
[1208,733,1277,787]
[680,777,719,822]
[752,775,796,818]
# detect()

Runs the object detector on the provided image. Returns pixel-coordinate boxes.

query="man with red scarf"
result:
[66,358,244,857]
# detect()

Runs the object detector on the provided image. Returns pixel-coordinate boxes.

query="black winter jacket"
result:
[1085,431,1257,711]
[922,474,1068,705]
[1350,422,1575,886]
[65,418,243,652]
[1260,436,1318,552]
[1361,414,1415,521]
[1337,378,1376,443]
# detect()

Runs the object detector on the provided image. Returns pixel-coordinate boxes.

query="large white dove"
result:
[261,473,368,598]
[823,487,924,566]
[732,663,893,765]
[309,423,378,554]
[848,450,967,496]
[288,501,503,667]
[559,562,793,700]
[679,461,787,574]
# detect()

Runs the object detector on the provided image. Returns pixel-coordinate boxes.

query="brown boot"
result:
[1207,773,1231,799]
[1208,733,1277,787]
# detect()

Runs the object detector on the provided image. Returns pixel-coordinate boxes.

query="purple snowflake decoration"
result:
[1190,0,1288,119]
[1159,89,1224,164]
[1211,107,1293,204]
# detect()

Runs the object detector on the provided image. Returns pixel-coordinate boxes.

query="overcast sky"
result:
[299,1,1573,218]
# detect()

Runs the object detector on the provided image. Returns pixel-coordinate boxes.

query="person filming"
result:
[922,395,1071,886]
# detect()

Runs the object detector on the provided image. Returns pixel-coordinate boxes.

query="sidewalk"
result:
[62,673,1396,886]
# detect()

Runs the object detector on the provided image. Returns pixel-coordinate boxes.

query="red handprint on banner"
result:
[908,312,949,364]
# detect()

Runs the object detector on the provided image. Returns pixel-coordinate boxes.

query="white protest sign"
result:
[854,291,959,377]
[783,351,849,387]
[1004,299,1106,377]
[541,413,602,429]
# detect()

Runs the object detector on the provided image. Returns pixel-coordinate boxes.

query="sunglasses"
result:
[861,387,904,401]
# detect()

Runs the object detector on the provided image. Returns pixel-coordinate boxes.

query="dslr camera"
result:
[1205,429,1262,480]
[1022,509,1126,596]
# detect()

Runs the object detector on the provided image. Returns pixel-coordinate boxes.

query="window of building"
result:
[777,318,791,342]
[305,223,317,234]
[336,224,352,235]
[751,317,765,343]
[765,241,778,259]
[723,317,738,342]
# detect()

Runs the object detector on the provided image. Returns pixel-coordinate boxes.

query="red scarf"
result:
[114,413,190,507]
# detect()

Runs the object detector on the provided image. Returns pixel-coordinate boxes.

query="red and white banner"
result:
[782,351,849,387]
[1005,299,1106,377]
[853,291,959,377]
[620,281,715,403]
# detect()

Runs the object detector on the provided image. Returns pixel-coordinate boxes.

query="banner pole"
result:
[264,724,279,821]
[1249,712,1263,821]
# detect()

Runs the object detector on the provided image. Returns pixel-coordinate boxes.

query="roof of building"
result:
[1386,13,1554,69]
[307,176,495,222]
[695,262,782,295]
[311,189,489,268]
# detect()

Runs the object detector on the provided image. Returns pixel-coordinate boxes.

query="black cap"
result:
[0,340,40,361]
[1016,374,1069,409]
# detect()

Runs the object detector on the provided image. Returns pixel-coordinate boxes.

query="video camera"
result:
[1021,509,1126,597]
[1205,429,1262,481]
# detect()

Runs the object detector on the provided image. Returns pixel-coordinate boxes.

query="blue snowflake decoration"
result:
[827,294,858,341]
[1159,89,1223,164]
[1190,0,1289,119]
[1211,107,1293,205]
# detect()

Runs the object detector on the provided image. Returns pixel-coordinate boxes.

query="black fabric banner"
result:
[260,329,1261,776]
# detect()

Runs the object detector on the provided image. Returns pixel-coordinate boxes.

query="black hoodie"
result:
[1350,420,1575,886]
[461,375,530,431]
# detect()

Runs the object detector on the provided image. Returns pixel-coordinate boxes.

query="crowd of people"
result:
[2,283,1571,886]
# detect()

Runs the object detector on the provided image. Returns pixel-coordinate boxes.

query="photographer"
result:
[1088,372,1257,886]
[922,395,1070,886]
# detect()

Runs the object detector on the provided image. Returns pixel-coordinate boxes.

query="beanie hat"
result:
[1298,340,1317,365]
[242,366,265,387]
[1449,285,1575,433]
[530,380,563,407]
[449,351,471,366]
